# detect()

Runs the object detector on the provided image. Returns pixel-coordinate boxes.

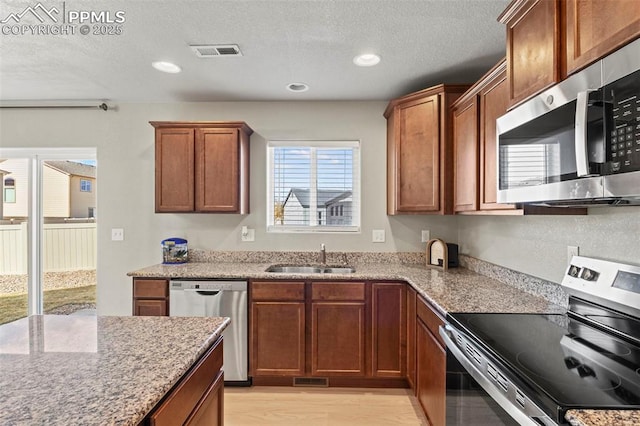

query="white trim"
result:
[267,225,361,234]
[268,140,360,148]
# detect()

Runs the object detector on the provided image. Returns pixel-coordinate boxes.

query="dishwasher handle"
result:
[182,289,221,296]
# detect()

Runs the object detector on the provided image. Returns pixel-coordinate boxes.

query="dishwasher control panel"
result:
[170,280,247,292]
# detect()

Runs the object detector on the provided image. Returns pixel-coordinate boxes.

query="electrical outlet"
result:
[241,227,255,242]
[421,230,430,243]
[567,245,579,264]
[372,229,385,243]
[111,228,124,241]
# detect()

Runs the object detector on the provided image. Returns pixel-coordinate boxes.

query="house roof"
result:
[45,161,96,179]
[0,169,10,175]
[284,188,352,208]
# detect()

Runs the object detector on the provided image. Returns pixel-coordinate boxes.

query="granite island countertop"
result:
[0,315,229,426]
[129,260,640,425]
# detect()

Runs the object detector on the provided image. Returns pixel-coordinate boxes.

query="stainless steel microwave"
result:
[497,38,640,207]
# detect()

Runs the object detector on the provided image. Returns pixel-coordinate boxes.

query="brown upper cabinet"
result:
[500,0,640,108]
[150,121,252,214]
[385,84,470,215]
[452,59,516,214]
[499,0,561,109]
[564,0,640,76]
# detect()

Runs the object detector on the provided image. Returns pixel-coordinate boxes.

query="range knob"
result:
[568,265,581,277]
[580,268,599,281]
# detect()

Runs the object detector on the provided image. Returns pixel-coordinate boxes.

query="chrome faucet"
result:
[320,243,326,264]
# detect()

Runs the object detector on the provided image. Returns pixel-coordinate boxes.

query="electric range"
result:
[441,256,640,425]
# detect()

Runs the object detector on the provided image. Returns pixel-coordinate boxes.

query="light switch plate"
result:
[372,229,385,243]
[421,230,430,243]
[111,228,124,241]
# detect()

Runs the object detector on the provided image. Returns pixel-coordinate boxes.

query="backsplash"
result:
[460,254,568,308]
[189,249,425,265]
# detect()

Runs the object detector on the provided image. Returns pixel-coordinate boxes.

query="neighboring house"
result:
[282,188,352,226]
[0,159,96,220]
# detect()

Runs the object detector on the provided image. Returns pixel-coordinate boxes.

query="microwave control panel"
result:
[607,69,640,174]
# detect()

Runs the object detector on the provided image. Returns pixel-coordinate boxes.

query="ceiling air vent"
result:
[190,44,243,57]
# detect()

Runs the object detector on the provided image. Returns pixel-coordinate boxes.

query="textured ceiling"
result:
[0,0,509,102]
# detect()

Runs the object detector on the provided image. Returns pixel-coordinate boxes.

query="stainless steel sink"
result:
[266,265,355,274]
[321,267,356,274]
[266,266,324,274]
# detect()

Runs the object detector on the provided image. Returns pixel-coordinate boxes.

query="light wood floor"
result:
[225,386,429,425]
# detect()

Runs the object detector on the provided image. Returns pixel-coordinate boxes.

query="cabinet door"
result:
[195,128,240,212]
[502,0,560,108]
[184,371,224,426]
[565,0,640,76]
[311,302,366,376]
[250,301,306,376]
[134,299,168,316]
[371,283,406,377]
[479,63,515,211]
[453,98,479,212]
[416,319,446,426]
[155,128,195,212]
[395,95,441,212]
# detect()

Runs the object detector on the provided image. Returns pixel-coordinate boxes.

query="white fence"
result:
[0,223,96,274]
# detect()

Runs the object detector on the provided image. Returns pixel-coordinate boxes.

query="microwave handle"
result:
[575,90,594,177]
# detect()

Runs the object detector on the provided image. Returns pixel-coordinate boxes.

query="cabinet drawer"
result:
[416,296,445,347]
[133,279,168,298]
[149,338,223,426]
[252,281,305,301]
[311,282,365,301]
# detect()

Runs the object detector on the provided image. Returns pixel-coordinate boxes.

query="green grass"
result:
[0,285,96,325]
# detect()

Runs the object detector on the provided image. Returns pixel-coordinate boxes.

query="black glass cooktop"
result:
[448,306,640,417]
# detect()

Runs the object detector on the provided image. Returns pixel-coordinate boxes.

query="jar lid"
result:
[161,237,187,245]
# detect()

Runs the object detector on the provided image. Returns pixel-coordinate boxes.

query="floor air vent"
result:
[293,377,329,387]
[190,44,243,57]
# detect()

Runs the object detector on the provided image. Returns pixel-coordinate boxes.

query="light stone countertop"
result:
[128,261,565,315]
[129,260,640,425]
[0,315,229,426]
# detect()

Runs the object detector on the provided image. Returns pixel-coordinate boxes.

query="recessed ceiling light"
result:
[152,61,182,74]
[286,82,309,93]
[353,53,381,67]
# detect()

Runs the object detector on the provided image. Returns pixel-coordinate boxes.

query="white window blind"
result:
[267,140,360,233]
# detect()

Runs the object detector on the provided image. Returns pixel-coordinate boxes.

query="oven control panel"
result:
[564,256,640,315]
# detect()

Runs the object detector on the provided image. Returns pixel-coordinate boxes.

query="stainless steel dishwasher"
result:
[169,279,248,384]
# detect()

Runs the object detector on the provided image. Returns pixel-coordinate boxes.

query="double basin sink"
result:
[266,265,356,274]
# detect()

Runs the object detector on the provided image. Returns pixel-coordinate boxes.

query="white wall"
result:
[0,102,459,315]
[457,207,640,284]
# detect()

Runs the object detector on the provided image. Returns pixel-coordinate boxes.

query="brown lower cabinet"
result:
[416,296,446,426]
[144,337,224,426]
[251,281,306,376]
[250,280,406,385]
[133,278,169,316]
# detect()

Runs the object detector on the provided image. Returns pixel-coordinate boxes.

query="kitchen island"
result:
[0,315,229,425]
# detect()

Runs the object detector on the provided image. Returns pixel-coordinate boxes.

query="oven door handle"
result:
[439,325,556,426]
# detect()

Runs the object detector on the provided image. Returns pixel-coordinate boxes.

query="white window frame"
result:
[80,179,92,192]
[266,140,361,233]
[0,147,97,316]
